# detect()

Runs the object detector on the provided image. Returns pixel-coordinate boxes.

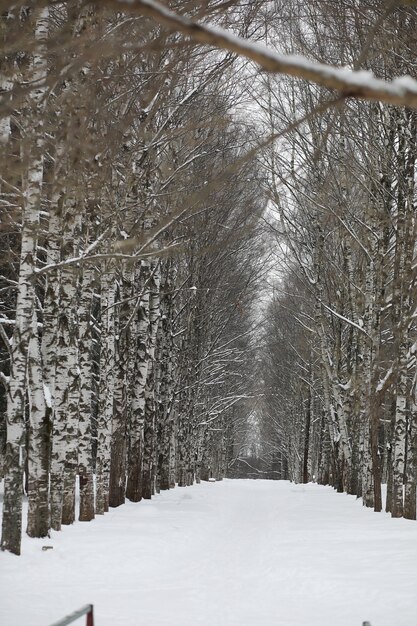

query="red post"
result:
[86,606,94,626]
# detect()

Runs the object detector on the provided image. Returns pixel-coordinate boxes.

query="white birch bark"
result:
[41,190,62,407]
[404,377,417,520]
[156,260,176,491]
[142,261,161,499]
[391,298,409,519]
[176,377,189,487]
[50,199,81,530]
[78,265,95,521]
[27,308,50,538]
[1,7,48,555]
[360,257,375,509]
[391,110,415,518]
[0,75,13,146]
[403,112,417,520]
[27,186,63,537]
[95,264,116,514]
[126,261,150,502]
[169,401,178,488]
[109,266,131,508]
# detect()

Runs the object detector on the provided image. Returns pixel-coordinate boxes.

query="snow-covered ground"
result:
[1,479,416,626]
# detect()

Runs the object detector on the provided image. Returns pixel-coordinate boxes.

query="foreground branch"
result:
[100,0,417,109]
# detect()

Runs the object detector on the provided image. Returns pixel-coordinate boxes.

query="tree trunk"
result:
[78,266,95,522]
[50,199,80,530]
[1,7,49,555]
[404,394,417,520]
[126,262,150,502]
[96,265,116,514]
[142,262,161,499]
[26,310,51,538]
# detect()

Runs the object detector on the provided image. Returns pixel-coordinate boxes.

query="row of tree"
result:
[0,2,265,555]
[2,0,417,557]
[258,1,417,519]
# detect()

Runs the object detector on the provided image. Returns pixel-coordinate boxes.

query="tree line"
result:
[0,1,265,555]
[259,0,417,519]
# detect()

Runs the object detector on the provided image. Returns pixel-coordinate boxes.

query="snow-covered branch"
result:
[103,0,417,109]
[33,243,182,276]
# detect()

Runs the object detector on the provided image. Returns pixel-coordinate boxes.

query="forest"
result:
[1,0,417,557]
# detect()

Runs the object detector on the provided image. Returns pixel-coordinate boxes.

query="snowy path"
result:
[1,480,417,626]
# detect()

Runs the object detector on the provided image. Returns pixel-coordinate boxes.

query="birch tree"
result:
[1,6,49,555]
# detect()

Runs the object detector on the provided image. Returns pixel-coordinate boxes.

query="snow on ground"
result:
[1,479,417,626]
